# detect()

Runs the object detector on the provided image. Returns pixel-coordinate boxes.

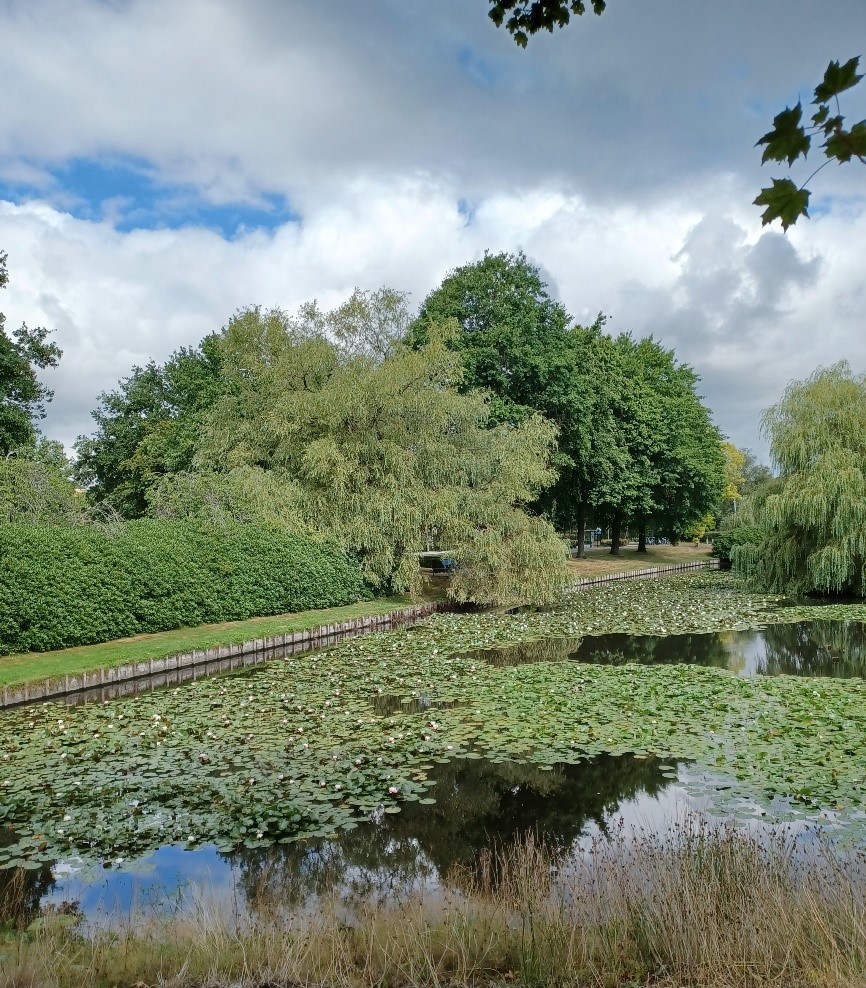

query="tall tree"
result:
[74,337,222,517]
[192,305,568,605]
[0,252,62,455]
[738,362,866,596]
[409,251,574,427]
[600,335,725,553]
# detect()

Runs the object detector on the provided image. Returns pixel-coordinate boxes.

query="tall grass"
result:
[3,819,865,987]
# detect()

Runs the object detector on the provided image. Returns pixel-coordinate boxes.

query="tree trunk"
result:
[610,512,621,555]
[576,501,587,558]
[637,516,647,553]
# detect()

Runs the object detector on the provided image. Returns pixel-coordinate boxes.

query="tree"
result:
[409,251,574,427]
[737,362,866,596]
[0,439,83,526]
[192,303,569,605]
[410,251,606,545]
[485,4,864,230]
[615,336,724,552]
[488,0,606,48]
[74,337,222,517]
[0,252,62,454]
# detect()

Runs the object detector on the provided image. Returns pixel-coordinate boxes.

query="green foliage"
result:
[755,56,865,229]
[74,337,222,518]
[409,251,574,427]
[412,255,725,550]
[0,443,84,526]
[711,525,764,566]
[488,0,605,47]
[738,363,866,595]
[0,520,370,654]
[0,252,62,454]
[197,304,568,604]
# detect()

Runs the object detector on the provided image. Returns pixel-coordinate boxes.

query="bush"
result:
[711,526,764,568]
[0,520,371,654]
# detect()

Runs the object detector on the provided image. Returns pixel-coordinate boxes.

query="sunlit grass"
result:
[0,596,429,689]
[567,541,713,578]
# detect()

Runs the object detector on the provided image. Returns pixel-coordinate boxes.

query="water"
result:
[6,617,866,926]
[16,752,695,926]
[472,620,866,678]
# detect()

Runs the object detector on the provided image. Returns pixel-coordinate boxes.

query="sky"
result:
[1,0,864,461]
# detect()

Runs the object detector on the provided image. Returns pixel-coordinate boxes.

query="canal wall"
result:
[1,603,442,709]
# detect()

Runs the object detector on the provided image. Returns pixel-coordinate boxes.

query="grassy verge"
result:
[567,541,713,579]
[0,596,437,690]
[3,822,865,988]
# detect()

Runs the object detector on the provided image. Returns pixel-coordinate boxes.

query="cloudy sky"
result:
[2,0,864,460]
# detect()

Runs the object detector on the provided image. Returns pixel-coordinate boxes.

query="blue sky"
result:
[1,0,864,455]
[0,156,298,237]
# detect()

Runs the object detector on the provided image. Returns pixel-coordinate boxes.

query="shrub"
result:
[0,520,370,654]
[711,526,764,568]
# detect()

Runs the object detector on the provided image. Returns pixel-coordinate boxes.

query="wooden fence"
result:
[568,557,720,591]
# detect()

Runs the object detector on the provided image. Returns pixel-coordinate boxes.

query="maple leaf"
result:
[812,105,830,127]
[756,104,810,165]
[813,57,863,104]
[753,179,810,231]
[825,120,866,163]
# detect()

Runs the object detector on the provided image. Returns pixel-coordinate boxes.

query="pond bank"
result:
[6,822,865,988]
[0,602,443,708]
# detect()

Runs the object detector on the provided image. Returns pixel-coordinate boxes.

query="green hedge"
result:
[0,520,371,653]
[711,526,764,568]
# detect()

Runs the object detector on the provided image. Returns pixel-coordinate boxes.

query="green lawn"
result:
[0,597,426,689]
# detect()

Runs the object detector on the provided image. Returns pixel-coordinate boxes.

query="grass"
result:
[567,541,713,579]
[3,820,865,988]
[0,596,435,690]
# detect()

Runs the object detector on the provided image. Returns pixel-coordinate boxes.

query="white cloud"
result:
[1,0,865,463]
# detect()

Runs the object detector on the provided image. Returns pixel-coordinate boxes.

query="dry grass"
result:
[566,542,713,579]
[3,819,865,988]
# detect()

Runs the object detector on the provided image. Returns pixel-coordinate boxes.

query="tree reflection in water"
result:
[225,752,677,916]
[470,632,733,671]
[757,621,866,678]
[0,828,56,928]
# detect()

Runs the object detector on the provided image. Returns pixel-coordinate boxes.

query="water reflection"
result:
[758,621,866,677]
[470,621,866,679]
[0,829,56,928]
[42,752,680,922]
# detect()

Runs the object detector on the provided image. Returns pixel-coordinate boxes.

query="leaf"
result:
[812,105,830,127]
[813,57,863,104]
[756,104,810,165]
[825,120,866,164]
[753,179,810,230]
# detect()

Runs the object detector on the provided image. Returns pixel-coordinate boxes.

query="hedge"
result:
[0,520,371,654]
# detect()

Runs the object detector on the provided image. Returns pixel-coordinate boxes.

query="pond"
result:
[2,573,866,925]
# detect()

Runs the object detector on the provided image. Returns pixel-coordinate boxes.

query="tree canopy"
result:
[74,337,222,517]
[79,292,570,606]
[737,362,866,596]
[0,252,62,455]
[411,253,725,553]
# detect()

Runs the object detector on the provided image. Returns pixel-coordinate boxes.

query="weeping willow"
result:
[185,305,568,605]
[737,362,866,596]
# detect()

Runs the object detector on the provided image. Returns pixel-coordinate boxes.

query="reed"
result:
[2,818,865,988]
